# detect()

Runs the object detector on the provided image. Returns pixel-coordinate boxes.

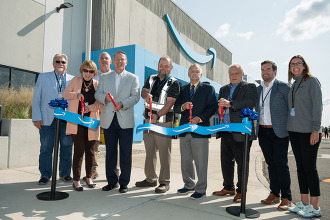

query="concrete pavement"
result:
[0,138,304,219]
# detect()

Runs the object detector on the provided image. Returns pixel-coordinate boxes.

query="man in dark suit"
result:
[256,60,292,210]
[95,51,140,193]
[174,64,217,199]
[212,64,257,203]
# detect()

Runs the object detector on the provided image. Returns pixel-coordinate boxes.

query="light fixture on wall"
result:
[56,3,73,13]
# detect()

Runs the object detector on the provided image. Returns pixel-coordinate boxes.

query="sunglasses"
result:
[83,69,95,74]
[55,60,67,64]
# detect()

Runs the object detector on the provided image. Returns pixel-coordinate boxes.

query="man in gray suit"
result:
[213,64,257,203]
[256,60,292,211]
[32,54,74,185]
[95,51,140,193]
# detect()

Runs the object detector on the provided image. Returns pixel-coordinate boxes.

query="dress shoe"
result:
[82,171,99,181]
[102,183,119,191]
[278,198,292,211]
[213,188,235,196]
[135,179,157,187]
[155,184,170,193]
[233,193,241,203]
[119,185,128,193]
[72,183,83,191]
[85,179,96,188]
[261,193,280,205]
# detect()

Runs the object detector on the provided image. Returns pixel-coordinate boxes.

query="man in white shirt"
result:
[256,60,292,211]
[94,52,112,82]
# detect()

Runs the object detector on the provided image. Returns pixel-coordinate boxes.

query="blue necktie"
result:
[190,85,195,102]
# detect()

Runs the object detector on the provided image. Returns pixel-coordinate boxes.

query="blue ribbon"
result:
[48,98,68,108]
[239,108,259,120]
[136,117,252,136]
[53,107,100,130]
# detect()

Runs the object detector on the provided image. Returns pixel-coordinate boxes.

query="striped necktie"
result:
[190,85,195,102]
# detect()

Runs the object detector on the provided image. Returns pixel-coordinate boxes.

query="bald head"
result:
[98,52,112,73]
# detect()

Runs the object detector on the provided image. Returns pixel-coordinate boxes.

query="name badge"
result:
[290,108,295,116]
[58,93,63,98]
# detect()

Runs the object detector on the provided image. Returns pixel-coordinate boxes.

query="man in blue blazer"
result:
[256,60,292,210]
[32,54,74,185]
[213,64,257,203]
[174,64,217,199]
[95,51,140,193]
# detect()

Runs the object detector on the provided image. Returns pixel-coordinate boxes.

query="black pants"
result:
[71,125,97,181]
[258,127,291,200]
[289,131,321,196]
[104,114,133,185]
[221,133,252,194]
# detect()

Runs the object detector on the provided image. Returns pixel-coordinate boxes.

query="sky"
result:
[173,0,330,127]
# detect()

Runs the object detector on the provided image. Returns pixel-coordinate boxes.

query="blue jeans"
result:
[39,119,73,179]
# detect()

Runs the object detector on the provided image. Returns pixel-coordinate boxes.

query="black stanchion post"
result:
[36,118,69,201]
[226,133,260,218]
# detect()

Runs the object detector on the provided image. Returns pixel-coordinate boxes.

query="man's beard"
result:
[158,72,169,80]
[57,67,64,72]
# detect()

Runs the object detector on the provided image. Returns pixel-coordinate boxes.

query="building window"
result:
[0,65,39,89]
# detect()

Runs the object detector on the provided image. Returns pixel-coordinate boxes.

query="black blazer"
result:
[216,81,258,142]
[174,81,217,138]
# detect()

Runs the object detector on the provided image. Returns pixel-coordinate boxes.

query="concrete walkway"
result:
[0,138,304,219]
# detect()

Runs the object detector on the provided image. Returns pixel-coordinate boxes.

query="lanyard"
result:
[261,87,272,107]
[291,79,303,108]
[157,75,170,88]
[54,71,64,93]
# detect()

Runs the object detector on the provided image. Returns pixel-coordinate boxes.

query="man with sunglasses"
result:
[32,54,74,185]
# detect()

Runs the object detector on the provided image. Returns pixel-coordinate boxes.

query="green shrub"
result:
[0,86,34,119]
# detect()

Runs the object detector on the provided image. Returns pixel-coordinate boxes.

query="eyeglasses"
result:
[82,69,95,74]
[290,62,304,67]
[55,60,67,64]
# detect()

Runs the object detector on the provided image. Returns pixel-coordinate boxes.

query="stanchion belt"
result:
[54,107,100,129]
[136,117,252,136]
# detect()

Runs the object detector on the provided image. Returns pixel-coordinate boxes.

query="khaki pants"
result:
[143,121,172,185]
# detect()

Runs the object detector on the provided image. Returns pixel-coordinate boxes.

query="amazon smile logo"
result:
[165,14,216,68]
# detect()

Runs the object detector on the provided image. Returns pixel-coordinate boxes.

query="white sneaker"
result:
[288,201,306,213]
[297,204,322,218]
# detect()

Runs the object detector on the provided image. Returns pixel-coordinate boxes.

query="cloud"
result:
[214,23,231,38]
[323,97,330,106]
[277,0,330,41]
[214,24,253,40]
[236,31,253,40]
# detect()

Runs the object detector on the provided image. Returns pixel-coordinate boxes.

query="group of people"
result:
[32,53,322,218]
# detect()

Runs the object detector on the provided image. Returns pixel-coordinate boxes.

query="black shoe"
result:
[102,183,119,191]
[85,179,96,188]
[60,175,73,182]
[38,177,49,185]
[119,185,128,193]
[72,183,83,191]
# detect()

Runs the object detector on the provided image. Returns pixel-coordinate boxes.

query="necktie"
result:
[190,85,195,102]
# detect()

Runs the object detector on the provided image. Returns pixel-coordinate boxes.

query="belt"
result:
[260,125,272,128]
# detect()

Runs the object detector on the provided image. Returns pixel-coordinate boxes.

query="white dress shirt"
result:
[93,69,111,82]
[115,71,123,93]
[259,78,275,125]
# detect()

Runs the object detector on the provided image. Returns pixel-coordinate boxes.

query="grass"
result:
[0,86,34,119]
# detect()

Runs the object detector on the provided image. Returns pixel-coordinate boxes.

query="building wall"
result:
[0,0,44,72]
[92,0,232,86]
[0,0,87,77]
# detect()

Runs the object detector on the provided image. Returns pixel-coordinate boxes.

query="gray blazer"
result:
[256,79,291,138]
[32,71,74,126]
[95,70,140,129]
